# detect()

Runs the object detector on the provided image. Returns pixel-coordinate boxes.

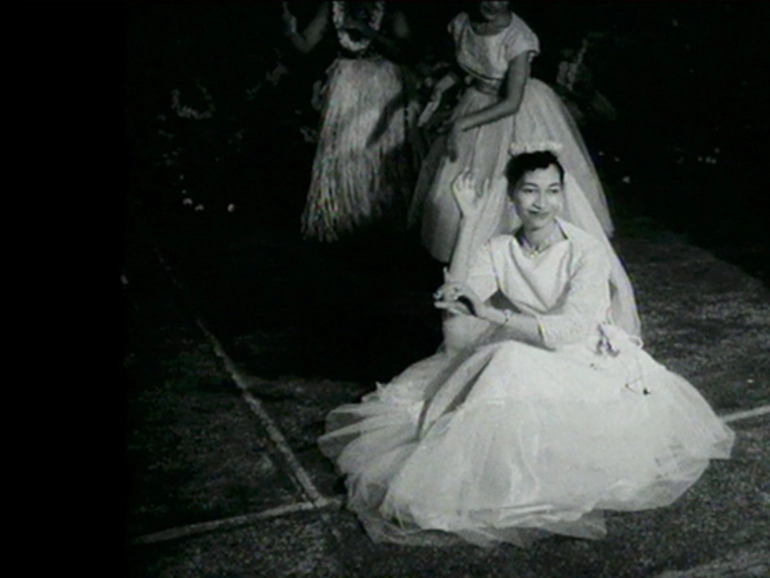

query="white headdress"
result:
[508,141,563,157]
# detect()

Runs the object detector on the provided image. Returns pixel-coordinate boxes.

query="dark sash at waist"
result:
[465,75,504,96]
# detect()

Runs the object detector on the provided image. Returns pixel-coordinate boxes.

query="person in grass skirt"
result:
[282,2,421,243]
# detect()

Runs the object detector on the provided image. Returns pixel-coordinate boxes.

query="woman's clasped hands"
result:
[433,270,483,318]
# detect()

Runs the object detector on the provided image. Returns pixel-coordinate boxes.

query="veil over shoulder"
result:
[555,165,641,339]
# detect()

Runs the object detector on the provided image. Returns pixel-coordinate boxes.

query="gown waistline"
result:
[465,75,503,96]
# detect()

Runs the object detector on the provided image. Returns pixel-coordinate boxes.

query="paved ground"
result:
[123,193,769,577]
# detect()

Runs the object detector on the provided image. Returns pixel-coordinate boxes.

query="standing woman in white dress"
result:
[282,2,420,242]
[411,2,614,273]
[319,149,734,548]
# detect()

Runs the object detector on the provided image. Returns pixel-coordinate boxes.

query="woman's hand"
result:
[451,170,492,220]
[433,273,485,318]
[434,284,473,316]
[419,73,459,128]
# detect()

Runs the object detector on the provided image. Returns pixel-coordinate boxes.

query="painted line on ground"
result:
[151,245,325,506]
[720,404,770,424]
[148,239,346,545]
[653,546,770,577]
[133,497,344,545]
[198,318,326,504]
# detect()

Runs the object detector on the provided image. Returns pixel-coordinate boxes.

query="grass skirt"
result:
[300,57,417,242]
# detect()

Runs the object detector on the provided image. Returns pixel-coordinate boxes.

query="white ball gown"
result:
[318,220,734,548]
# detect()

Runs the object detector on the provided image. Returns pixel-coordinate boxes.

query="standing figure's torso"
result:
[451,12,540,82]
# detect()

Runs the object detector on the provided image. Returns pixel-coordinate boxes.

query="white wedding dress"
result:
[319,219,734,548]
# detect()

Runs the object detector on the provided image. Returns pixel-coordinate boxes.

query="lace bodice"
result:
[467,219,613,349]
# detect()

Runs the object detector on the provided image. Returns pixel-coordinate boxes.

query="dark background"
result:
[123,1,769,281]
[28,5,767,569]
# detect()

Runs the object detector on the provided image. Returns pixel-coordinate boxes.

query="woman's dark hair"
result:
[468,2,512,22]
[505,151,565,196]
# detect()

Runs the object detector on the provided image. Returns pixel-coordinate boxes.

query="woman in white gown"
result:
[319,149,734,548]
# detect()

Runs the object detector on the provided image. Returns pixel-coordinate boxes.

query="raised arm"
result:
[282,2,330,54]
[443,172,492,282]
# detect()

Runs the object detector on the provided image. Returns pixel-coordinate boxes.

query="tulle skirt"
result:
[318,327,734,548]
[409,78,614,264]
[300,57,417,242]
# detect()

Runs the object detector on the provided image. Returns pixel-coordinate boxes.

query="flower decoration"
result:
[332,2,385,53]
[509,141,564,157]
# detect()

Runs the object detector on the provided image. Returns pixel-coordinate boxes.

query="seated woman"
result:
[318,149,734,548]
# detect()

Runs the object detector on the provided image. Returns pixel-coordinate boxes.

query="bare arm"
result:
[455,52,532,132]
[418,68,463,127]
[433,70,461,93]
[283,2,330,54]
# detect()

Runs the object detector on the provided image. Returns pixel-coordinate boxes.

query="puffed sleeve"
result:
[466,240,501,303]
[535,240,612,349]
[502,15,540,62]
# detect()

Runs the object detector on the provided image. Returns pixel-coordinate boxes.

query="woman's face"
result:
[479,2,510,21]
[511,165,564,230]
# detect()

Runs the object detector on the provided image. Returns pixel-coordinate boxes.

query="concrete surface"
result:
[123,205,769,577]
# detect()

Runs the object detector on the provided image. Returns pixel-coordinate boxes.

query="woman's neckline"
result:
[514,221,568,258]
[468,12,513,37]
